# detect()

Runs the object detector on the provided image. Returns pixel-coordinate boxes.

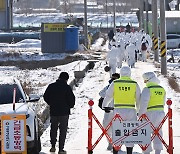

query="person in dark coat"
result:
[43,72,75,154]
[108,29,114,41]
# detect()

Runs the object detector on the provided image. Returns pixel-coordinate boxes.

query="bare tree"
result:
[60,0,73,14]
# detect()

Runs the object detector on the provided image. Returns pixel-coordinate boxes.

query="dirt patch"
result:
[167,76,180,93]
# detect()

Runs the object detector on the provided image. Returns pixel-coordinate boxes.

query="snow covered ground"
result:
[0,36,179,154]
[0,10,180,153]
[39,60,180,154]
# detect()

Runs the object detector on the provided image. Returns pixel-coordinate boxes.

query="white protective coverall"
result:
[109,39,116,50]
[126,43,136,68]
[116,44,124,68]
[141,40,148,62]
[138,72,166,154]
[106,46,118,76]
[102,66,141,148]
[99,81,114,150]
[145,34,152,52]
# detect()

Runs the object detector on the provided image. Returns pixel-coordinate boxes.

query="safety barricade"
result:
[87,99,173,154]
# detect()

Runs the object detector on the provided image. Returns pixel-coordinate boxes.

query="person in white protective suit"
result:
[135,38,142,61]
[98,73,120,150]
[138,72,166,154]
[145,34,152,52]
[126,43,136,68]
[106,46,118,77]
[102,66,141,154]
[116,44,124,68]
[109,38,116,50]
[141,39,148,62]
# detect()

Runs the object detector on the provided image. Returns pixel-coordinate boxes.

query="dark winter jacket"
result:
[43,79,75,116]
[108,30,114,40]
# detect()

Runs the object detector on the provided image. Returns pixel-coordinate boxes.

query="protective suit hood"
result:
[120,66,131,77]
[142,72,160,84]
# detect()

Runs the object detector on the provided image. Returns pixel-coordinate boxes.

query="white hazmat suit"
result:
[126,43,136,68]
[141,40,148,62]
[99,74,120,150]
[106,46,118,76]
[138,72,166,154]
[102,66,141,152]
[116,44,125,68]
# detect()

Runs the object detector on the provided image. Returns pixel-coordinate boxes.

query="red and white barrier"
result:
[87,99,173,154]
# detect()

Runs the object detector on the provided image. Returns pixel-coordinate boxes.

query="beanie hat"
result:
[59,72,69,80]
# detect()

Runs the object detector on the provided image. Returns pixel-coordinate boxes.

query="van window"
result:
[167,35,180,39]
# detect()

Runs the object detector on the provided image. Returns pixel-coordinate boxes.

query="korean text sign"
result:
[112,120,151,145]
[1,114,26,154]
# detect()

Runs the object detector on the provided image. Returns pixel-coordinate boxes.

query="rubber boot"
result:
[113,147,118,154]
[126,147,133,154]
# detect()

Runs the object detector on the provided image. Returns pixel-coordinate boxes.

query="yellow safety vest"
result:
[146,82,166,111]
[113,77,137,109]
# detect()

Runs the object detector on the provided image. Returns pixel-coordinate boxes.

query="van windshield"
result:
[0,84,25,104]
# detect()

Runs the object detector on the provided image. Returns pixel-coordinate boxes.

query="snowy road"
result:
[40,60,180,154]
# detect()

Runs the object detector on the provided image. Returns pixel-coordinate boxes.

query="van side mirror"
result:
[28,94,40,102]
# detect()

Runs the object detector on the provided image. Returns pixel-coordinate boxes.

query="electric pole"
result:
[84,0,88,48]
[139,0,143,29]
[113,0,116,32]
[106,0,108,33]
[152,0,159,62]
[160,0,167,75]
[145,0,149,34]
[140,0,145,30]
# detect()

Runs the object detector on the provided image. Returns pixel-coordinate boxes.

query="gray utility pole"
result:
[84,0,88,49]
[152,0,159,62]
[139,0,143,29]
[113,0,116,32]
[140,0,145,30]
[106,0,108,33]
[145,0,149,34]
[152,0,154,41]
[160,0,167,75]
[6,0,10,30]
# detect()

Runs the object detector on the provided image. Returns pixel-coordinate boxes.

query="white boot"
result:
[155,150,161,154]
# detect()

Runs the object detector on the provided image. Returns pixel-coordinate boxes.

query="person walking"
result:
[102,66,141,154]
[43,72,75,154]
[126,43,136,68]
[106,45,118,77]
[87,32,93,49]
[116,43,125,69]
[138,72,166,154]
[98,73,120,150]
[141,39,148,62]
[108,29,115,41]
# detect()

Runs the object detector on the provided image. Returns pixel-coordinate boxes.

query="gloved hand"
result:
[104,108,110,113]
[98,97,104,109]
[103,107,114,113]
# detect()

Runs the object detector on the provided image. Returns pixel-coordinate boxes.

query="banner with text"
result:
[112,120,151,145]
[1,114,27,154]
[44,23,70,32]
